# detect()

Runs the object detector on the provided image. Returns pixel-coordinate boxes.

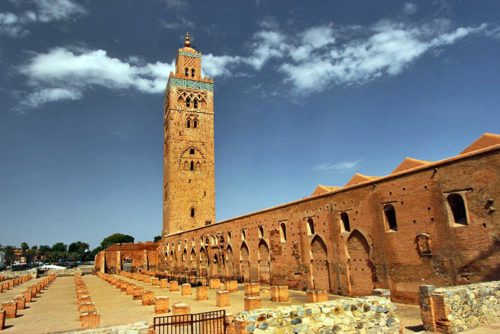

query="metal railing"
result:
[153,310,226,334]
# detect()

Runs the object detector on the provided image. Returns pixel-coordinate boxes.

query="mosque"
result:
[95,34,500,304]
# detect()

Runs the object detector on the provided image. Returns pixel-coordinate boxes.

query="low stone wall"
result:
[58,321,149,333]
[231,296,400,333]
[419,281,500,333]
[47,268,82,277]
[0,268,37,279]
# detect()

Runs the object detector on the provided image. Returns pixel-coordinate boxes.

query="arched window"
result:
[191,68,195,77]
[186,97,191,107]
[184,67,189,76]
[340,212,350,232]
[258,226,264,238]
[190,207,195,218]
[183,161,188,170]
[447,193,468,225]
[279,222,287,242]
[306,218,315,235]
[384,204,398,231]
[193,99,198,109]
[189,148,195,155]
[193,119,198,128]
[186,119,191,128]
[241,229,246,241]
[190,161,194,171]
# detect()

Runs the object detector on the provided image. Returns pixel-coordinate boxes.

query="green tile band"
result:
[179,51,201,58]
[168,77,213,91]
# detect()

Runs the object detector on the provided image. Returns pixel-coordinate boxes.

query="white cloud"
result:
[278,20,487,93]
[20,47,175,107]
[243,30,286,70]
[313,161,359,172]
[0,0,86,37]
[403,3,418,16]
[22,88,82,108]
[202,54,241,78]
[34,0,86,22]
[17,18,494,108]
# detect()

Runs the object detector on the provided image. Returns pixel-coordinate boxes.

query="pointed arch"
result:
[257,239,271,284]
[240,242,250,282]
[346,229,374,296]
[310,235,330,291]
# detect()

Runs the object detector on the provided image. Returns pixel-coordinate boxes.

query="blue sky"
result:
[0,0,499,248]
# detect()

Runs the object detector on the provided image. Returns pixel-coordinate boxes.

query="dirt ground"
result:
[1,275,498,333]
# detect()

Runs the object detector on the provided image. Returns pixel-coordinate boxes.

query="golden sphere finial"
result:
[184,32,191,47]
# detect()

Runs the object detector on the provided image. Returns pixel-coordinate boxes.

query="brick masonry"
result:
[94,37,500,305]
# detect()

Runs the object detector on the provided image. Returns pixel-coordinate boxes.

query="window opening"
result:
[279,223,287,242]
[384,204,398,231]
[306,218,315,235]
[340,212,351,232]
[447,193,468,225]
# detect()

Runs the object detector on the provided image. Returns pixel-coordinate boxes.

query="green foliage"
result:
[153,235,162,242]
[20,242,29,252]
[51,242,67,252]
[100,233,134,249]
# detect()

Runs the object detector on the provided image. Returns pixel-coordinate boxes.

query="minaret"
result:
[162,33,215,236]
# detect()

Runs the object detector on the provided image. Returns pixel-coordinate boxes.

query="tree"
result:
[68,241,90,261]
[100,233,134,249]
[68,241,89,254]
[52,242,67,252]
[153,235,162,242]
[20,242,29,253]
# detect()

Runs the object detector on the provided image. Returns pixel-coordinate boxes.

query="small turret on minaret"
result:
[184,32,191,48]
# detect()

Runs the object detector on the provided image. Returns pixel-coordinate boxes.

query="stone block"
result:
[160,279,168,289]
[244,283,260,297]
[152,278,160,286]
[172,302,190,315]
[196,286,209,300]
[78,302,95,313]
[142,290,155,306]
[23,290,32,303]
[209,278,221,289]
[216,290,231,307]
[0,310,5,330]
[80,311,100,329]
[271,286,289,302]
[132,287,145,300]
[154,296,170,314]
[2,301,17,319]
[169,280,179,292]
[181,283,192,296]
[226,280,238,292]
[306,290,328,303]
[14,295,25,310]
[244,296,262,311]
[126,284,136,295]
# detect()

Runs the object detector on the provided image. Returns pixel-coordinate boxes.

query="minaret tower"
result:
[162,33,215,236]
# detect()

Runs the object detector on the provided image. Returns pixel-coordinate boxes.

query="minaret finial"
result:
[184,32,191,47]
